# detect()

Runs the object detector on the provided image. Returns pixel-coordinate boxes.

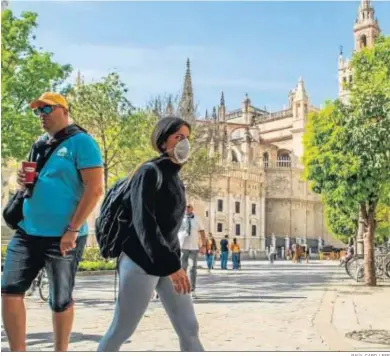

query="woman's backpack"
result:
[95,162,162,259]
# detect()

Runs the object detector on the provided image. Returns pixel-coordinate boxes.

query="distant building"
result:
[2,0,9,12]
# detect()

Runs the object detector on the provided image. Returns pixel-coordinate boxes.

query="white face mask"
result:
[172,138,191,164]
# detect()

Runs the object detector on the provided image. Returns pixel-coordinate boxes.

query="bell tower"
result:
[338,0,381,103]
[353,0,380,52]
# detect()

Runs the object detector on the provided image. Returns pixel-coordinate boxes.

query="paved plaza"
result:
[2,260,390,352]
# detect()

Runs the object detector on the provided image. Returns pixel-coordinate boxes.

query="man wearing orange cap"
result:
[1,92,104,351]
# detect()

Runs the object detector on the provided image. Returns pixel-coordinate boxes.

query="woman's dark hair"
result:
[233,238,237,244]
[151,116,191,153]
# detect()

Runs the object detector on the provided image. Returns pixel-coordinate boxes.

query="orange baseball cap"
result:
[29,92,69,110]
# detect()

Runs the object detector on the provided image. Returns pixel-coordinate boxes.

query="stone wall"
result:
[264,168,332,240]
[191,162,334,252]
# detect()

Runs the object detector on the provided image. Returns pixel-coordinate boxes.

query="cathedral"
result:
[174,0,383,256]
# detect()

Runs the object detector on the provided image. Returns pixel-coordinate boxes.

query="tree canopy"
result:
[1,10,72,161]
[68,72,157,191]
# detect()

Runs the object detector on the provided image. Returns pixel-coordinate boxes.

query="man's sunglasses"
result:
[33,105,57,116]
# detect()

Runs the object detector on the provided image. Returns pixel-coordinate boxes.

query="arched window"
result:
[232,150,239,162]
[360,35,367,49]
[277,150,291,167]
[263,152,269,168]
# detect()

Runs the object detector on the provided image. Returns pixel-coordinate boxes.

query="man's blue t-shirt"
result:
[18,133,103,237]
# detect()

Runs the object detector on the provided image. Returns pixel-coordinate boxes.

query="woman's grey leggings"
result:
[97,253,204,352]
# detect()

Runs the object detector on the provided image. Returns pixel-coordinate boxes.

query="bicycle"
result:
[26,268,49,301]
[349,253,390,282]
[345,254,363,279]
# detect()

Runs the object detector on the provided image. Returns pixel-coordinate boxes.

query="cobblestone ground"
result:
[1,260,388,351]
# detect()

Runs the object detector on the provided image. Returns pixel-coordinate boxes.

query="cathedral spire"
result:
[212,106,217,121]
[218,91,226,122]
[294,76,308,101]
[179,58,195,124]
[220,91,225,106]
[165,95,175,116]
[75,70,82,87]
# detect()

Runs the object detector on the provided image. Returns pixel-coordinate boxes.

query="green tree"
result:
[303,36,390,286]
[68,73,157,191]
[1,10,72,161]
[146,94,222,201]
[323,197,358,243]
[376,202,390,243]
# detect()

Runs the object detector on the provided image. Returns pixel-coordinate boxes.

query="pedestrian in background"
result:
[205,233,217,272]
[269,244,276,264]
[230,238,241,270]
[305,247,310,263]
[178,204,207,299]
[219,235,229,270]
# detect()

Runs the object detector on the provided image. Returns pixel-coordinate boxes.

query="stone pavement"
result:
[1,260,390,352]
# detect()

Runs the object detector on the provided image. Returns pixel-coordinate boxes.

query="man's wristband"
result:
[66,226,80,233]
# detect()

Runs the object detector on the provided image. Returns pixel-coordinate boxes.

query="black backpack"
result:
[95,162,163,259]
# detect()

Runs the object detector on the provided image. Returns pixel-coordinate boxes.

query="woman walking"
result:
[98,116,204,352]
[205,233,217,272]
[305,247,310,264]
[230,238,241,270]
[269,244,276,264]
[296,244,302,264]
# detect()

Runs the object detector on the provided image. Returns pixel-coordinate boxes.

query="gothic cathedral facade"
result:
[177,0,382,254]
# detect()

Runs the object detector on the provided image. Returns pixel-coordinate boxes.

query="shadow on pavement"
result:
[1,330,131,350]
[70,263,340,308]
[193,294,306,304]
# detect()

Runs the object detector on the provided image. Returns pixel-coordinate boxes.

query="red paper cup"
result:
[22,161,37,185]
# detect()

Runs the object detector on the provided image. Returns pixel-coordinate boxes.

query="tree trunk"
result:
[357,210,365,255]
[103,148,109,193]
[104,164,109,193]
[361,202,377,286]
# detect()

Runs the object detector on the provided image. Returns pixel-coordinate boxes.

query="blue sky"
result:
[10,1,390,115]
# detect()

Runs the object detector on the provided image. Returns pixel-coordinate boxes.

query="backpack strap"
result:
[25,130,83,197]
[146,162,163,190]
